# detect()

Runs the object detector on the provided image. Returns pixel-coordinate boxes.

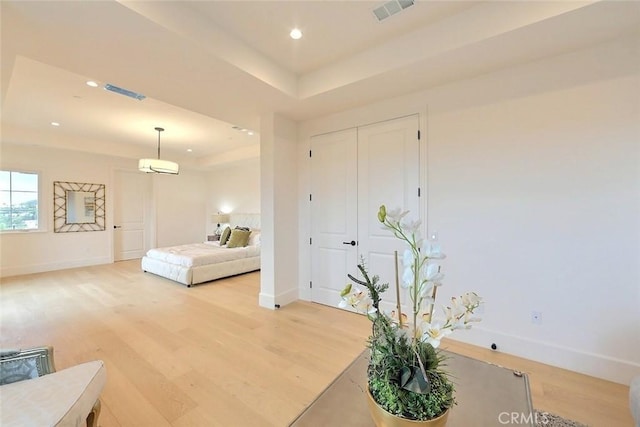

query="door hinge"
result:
[418,187,421,197]
[310,281,313,289]
[309,237,312,245]
[309,150,312,157]
[417,130,421,140]
[309,194,312,202]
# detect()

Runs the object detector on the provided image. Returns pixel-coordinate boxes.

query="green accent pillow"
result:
[227,229,251,248]
[219,227,232,245]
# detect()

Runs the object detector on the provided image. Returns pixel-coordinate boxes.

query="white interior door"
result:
[357,115,420,313]
[114,170,149,261]
[310,128,358,306]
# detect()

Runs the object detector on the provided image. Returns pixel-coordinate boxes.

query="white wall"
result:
[206,157,260,231]
[0,144,123,276]
[297,34,640,384]
[0,143,210,276]
[154,170,208,247]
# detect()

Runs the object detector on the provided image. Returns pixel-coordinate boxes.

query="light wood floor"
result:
[0,260,632,426]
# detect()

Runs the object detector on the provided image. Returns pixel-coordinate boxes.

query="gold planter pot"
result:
[366,388,450,427]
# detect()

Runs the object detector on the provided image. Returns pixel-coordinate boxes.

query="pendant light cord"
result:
[155,127,164,160]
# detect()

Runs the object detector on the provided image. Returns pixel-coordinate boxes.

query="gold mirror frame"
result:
[53,181,105,232]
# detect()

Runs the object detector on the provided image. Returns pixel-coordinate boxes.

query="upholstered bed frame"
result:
[141,213,261,287]
[141,255,260,287]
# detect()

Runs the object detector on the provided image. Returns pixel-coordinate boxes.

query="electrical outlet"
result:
[531,311,542,325]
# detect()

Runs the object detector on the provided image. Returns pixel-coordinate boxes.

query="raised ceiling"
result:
[1,1,639,169]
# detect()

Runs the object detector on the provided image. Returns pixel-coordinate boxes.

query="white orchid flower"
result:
[449,311,481,330]
[401,219,422,235]
[389,310,409,330]
[401,249,415,288]
[420,321,453,349]
[449,316,466,330]
[402,249,413,266]
[461,292,482,309]
[423,242,446,259]
[338,292,361,309]
[444,296,482,329]
[419,285,434,299]
[464,311,482,324]
[339,286,375,314]
[423,263,444,284]
[386,208,409,222]
[447,297,466,317]
[402,267,414,288]
[360,302,377,315]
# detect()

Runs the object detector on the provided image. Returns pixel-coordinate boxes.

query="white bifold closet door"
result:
[310,115,420,311]
[310,128,359,307]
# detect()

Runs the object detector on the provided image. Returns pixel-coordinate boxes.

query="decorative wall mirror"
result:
[53,181,105,232]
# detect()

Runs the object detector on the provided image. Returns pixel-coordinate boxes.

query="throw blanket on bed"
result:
[145,242,260,268]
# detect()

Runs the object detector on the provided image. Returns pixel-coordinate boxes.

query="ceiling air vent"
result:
[104,83,146,101]
[372,0,414,22]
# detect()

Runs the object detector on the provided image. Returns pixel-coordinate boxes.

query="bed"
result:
[141,213,261,287]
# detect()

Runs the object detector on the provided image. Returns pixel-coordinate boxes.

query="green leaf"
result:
[400,366,431,394]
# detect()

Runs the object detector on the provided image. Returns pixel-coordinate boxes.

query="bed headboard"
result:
[229,213,261,230]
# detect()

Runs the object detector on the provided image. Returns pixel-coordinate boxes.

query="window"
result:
[0,170,39,231]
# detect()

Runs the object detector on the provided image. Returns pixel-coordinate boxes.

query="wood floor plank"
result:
[0,260,633,426]
[97,352,173,427]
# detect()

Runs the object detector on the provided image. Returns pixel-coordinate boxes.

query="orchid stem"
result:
[394,250,402,328]
[426,279,438,323]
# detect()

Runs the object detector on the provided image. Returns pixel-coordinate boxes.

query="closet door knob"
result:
[342,240,356,246]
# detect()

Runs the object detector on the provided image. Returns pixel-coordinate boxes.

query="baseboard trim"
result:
[0,257,112,278]
[259,292,275,310]
[449,326,640,385]
[259,287,299,310]
[276,287,299,307]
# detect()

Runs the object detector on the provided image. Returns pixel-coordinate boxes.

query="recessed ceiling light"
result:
[231,125,254,135]
[86,81,99,87]
[51,122,60,126]
[187,148,193,152]
[290,28,302,40]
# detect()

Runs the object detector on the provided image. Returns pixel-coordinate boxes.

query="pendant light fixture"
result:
[138,127,179,175]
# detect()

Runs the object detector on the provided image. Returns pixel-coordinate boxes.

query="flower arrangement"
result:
[340,205,483,422]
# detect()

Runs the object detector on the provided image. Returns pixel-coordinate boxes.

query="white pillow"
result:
[248,231,261,246]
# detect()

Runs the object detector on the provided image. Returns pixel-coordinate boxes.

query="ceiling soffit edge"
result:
[298,1,597,99]
[115,0,298,98]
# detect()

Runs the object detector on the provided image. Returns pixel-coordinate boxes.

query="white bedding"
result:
[145,242,260,268]
[142,213,261,286]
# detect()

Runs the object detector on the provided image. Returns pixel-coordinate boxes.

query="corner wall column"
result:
[259,113,299,309]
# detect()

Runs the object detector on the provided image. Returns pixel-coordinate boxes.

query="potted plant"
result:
[339,205,483,426]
